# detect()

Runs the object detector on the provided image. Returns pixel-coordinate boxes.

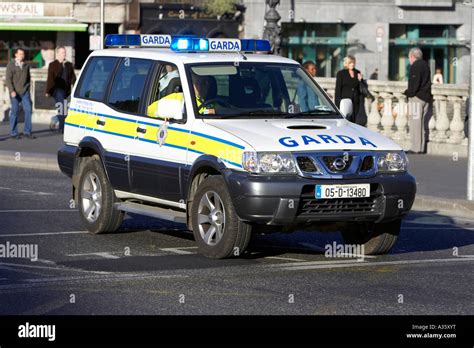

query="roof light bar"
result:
[104,34,271,53]
[105,34,172,47]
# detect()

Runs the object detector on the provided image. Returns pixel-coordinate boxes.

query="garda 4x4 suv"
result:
[58,35,416,259]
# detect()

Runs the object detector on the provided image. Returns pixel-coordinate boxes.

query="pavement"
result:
[0,166,473,315]
[0,121,473,218]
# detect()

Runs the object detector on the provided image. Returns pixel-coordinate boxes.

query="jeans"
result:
[10,91,33,136]
[53,88,67,133]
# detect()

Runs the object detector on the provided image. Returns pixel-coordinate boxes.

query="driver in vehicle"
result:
[193,74,216,115]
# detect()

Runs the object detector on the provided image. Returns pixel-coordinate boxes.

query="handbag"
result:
[359,79,375,101]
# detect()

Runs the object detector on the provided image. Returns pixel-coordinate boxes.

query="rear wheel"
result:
[341,219,401,255]
[191,175,252,259]
[77,156,123,234]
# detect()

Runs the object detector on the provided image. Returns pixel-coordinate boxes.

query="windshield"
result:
[186,62,341,119]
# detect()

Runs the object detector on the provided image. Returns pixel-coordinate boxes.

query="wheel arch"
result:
[72,137,109,204]
[185,155,231,228]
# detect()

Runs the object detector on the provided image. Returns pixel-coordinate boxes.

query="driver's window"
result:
[147,63,183,118]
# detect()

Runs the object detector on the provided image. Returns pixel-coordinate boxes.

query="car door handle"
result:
[136,127,147,134]
[96,119,106,126]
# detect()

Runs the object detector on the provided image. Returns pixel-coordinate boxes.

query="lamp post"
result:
[262,0,281,55]
[468,2,474,200]
[100,0,105,49]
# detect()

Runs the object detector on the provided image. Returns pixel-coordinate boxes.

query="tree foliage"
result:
[202,0,236,17]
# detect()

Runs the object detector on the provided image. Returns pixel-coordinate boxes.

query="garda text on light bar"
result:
[208,39,241,52]
[140,35,172,47]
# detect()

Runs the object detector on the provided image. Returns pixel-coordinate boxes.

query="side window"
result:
[108,58,153,114]
[77,57,117,101]
[146,63,183,118]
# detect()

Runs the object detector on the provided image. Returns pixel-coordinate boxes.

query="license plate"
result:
[315,184,370,199]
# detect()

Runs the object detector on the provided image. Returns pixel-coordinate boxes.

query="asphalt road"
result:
[0,166,473,315]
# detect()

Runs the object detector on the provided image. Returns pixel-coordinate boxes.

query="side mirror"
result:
[152,97,184,121]
[339,98,353,118]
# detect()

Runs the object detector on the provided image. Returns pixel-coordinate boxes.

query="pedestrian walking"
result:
[335,55,362,123]
[403,47,433,154]
[5,48,34,139]
[45,47,77,134]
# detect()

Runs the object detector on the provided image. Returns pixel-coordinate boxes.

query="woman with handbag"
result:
[335,55,362,123]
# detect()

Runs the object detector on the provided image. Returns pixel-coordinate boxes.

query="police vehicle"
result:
[58,34,416,259]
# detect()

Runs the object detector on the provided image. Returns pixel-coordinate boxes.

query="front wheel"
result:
[190,175,252,259]
[341,219,401,255]
[77,156,124,234]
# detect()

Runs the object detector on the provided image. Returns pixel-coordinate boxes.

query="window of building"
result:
[281,23,348,78]
[77,57,118,101]
[0,31,55,68]
[108,58,153,114]
[389,24,459,83]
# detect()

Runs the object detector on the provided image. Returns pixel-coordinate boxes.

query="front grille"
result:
[298,197,377,215]
[360,156,374,172]
[297,184,382,217]
[297,156,318,172]
[322,156,353,172]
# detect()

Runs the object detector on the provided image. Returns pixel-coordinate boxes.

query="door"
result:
[129,62,189,203]
[102,57,154,192]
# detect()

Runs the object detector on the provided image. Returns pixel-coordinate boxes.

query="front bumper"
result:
[224,170,416,225]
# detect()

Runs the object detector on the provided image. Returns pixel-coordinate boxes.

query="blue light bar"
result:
[105,34,141,47]
[170,37,209,51]
[104,34,271,53]
[105,34,171,47]
[240,39,271,53]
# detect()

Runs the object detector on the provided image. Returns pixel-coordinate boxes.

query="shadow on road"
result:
[94,210,474,261]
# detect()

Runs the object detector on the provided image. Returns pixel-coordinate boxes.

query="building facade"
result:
[243,0,471,84]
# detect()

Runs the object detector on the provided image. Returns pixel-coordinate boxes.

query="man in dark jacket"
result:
[403,47,433,154]
[45,46,76,134]
[6,48,34,139]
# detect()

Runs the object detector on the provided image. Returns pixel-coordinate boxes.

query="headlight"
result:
[242,152,296,174]
[377,152,408,172]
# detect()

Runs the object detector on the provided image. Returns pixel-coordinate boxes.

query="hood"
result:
[204,118,402,152]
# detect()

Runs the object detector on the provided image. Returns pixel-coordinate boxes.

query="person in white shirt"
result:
[432,68,444,84]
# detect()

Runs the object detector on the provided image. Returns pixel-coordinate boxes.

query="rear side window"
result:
[77,57,117,101]
[108,58,153,114]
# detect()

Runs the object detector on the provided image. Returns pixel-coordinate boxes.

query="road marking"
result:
[265,256,306,262]
[402,227,474,230]
[0,273,189,291]
[278,257,474,271]
[0,231,87,237]
[161,247,198,255]
[272,259,366,267]
[0,209,77,213]
[67,252,120,259]
[0,262,109,274]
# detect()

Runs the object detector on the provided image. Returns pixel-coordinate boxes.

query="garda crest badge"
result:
[157,121,168,147]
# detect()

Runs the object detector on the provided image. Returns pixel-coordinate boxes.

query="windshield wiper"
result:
[219,109,290,118]
[284,110,339,118]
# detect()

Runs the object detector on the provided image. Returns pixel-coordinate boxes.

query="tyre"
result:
[77,156,124,234]
[190,175,252,259]
[341,219,401,255]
